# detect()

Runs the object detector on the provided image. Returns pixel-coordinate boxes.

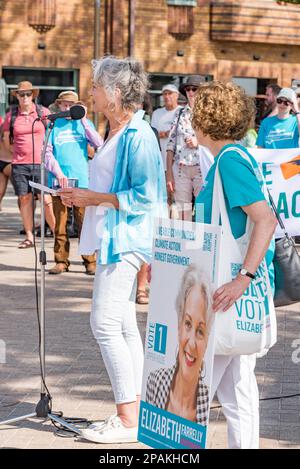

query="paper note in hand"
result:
[29,181,58,195]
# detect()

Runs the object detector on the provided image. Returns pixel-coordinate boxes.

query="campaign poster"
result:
[138,218,221,449]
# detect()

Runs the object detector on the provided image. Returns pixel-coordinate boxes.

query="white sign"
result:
[29,181,58,195]
[138,218,221,449]
[250,148,300,238]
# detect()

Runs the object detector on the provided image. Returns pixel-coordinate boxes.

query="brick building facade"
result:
[1,0,300,120]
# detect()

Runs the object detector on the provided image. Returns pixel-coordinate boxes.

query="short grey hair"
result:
[92,55,149,111]
[175,264,213,335]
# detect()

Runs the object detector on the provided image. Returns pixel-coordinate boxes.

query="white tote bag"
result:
[212,147,277,356]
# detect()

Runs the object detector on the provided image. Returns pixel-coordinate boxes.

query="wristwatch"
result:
[239,268,255,280]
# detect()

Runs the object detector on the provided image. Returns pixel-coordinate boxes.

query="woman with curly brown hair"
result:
[192,81,277,449]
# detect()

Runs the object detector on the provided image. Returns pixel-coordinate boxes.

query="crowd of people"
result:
[0,56,299,448]
[1,73,299,257]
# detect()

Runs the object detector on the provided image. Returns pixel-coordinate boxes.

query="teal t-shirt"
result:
[48,118,95,189]
[257,115,299,149]
[195,144,275,289]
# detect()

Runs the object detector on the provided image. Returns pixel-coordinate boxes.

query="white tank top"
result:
[79,127,125,255]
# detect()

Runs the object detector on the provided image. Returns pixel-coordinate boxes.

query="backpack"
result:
[9,103,47,145]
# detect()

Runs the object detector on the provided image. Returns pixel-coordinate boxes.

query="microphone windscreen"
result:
[70,105,85,120]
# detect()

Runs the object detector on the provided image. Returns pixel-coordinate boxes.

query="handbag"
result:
[268,190,300,307]
[212,147,277,356]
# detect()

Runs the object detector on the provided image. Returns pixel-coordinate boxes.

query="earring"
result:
[108,102,116,113]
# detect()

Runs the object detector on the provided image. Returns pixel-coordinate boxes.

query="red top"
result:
[3,104,50,164]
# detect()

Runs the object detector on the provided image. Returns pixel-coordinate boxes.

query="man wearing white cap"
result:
[151,84,182,170]
[257,87,300,149]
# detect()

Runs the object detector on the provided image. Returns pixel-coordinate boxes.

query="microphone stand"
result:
[0,121,81,436]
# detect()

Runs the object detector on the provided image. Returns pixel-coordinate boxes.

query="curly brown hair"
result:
[192,81,256,141]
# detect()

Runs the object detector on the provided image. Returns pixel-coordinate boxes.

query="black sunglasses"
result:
[17,91,33,98]
[185,86,198,93]
[277,98,291,106]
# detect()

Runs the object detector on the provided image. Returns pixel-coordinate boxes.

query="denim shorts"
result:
[11,164,41,196]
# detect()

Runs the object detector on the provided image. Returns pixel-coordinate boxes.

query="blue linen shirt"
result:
[98,110,168,265]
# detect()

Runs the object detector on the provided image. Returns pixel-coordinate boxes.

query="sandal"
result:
[18,239,34,249]
[136,289,149,305]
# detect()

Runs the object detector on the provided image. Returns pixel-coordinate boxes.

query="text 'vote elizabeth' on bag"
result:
[212,147,277,356]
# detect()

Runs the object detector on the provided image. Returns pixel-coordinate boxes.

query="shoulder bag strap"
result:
[211,147,234,233]
[174,107,184,153]
[9,106,18,145]
[36,104,47,129]
[267,188,290,239]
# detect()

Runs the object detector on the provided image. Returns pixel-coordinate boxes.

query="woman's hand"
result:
[159,130,169,139]
[213,275,251,312]
[166,170,175,194]
[58,188,95,208]
[58,176,69,188]
[185,136,198,149]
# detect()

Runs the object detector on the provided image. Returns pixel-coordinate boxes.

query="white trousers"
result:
[211,354,259,449]
[90,257,144,404]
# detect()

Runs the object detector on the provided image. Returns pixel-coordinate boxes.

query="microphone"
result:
[45,104,86,121]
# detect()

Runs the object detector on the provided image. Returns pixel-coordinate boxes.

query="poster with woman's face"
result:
[138,218,222,449]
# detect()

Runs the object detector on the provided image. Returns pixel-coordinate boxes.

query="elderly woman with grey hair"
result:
[145,264,213,426]
[59,56,167,444]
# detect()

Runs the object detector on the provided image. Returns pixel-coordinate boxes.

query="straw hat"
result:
[11,81,39,99]
[55,90,79,104]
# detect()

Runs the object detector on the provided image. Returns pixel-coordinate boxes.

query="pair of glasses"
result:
[277,98,291,106]
[185,86,198,93]
[17,91,33,98]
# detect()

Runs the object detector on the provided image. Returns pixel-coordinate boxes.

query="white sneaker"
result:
[80,415,138,444]
[85,414,117,431]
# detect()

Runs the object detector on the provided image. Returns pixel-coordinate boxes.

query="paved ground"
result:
[0,184,299,449]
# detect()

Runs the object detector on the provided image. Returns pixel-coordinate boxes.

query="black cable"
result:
[210,392,300,410]
[260,392,300,402]
[50,413,93,438]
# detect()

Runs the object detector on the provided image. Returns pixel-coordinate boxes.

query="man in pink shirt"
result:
[3,81,56,248]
